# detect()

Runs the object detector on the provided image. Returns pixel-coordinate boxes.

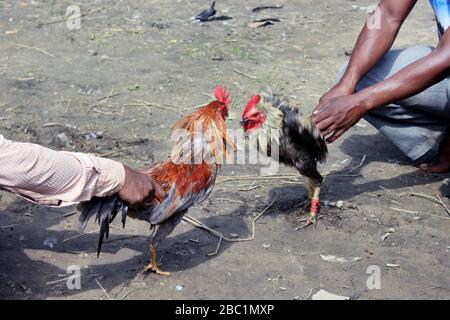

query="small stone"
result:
[95,131,104,139]
[335,200,344,208]
[262,243,270,249]
[212,53,224,61]
[381,232,391,241]
[175,285,184,292]
[43,236,58,249]
[53,132,70,148]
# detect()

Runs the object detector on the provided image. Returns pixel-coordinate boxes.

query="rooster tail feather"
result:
[78,197,103,231]
[77,195,128,257]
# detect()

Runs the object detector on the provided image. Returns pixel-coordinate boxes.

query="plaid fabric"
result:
[430,0,450,37]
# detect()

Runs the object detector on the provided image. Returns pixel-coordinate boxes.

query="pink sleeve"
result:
[0,135,125,206]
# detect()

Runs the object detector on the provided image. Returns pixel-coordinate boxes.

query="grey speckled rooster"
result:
[241,92,327,228]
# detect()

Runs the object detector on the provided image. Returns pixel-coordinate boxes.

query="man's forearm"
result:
[0,135,126,206]
[354,36,450,111]
[340,0,416,90]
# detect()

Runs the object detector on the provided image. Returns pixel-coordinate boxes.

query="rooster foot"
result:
[142,245,171,276]
[142,262,171,276]
[296,214,317,230]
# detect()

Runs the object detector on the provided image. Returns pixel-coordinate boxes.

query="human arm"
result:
[0,135,165,207]
[313,27,450,143]
[317,0,417,105]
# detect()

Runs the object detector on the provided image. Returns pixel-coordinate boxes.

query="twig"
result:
[125,101,182,115]
[436,194,450,217]
[349,155,367,173]
[390,207,450,220]
[5,104,24,112]
[63,228,100,242]
[120,288,135,300]
[11,42,55,57]
[324,155,367,177]
[379,186,398,198]
[214,198,245,204]
[40,7,104,26]
[217,174,300,183]
[409,190,440,204]
[46,277,71,285]
[233,68,258,80]
[183,193,278,245]
[95,146,135,158]
[50,210,78,220]
[42,122,67,128]
[206,235,223,256]
[238,185,262,191]
[302,288,314,300]
[390,207,418,214]
[297,250,326,256]
[97,93,120,102]
[92,108,114,115]
[95,278,112,300]
[106,235,144,243]
[0,223,23,229]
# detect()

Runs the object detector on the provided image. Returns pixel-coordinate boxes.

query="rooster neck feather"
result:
[247,95,283,154]
[247,92,324,159]
[172,101,236,165]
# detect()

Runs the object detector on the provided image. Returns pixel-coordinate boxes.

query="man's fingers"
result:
[326,128,346,143]
[313,101,325,115]
[315,115,336,134]
[152,180,167,201]
[321,124,338,138]
[312,108,328,123]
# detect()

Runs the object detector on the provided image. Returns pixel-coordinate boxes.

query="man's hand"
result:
[118,165,166,208]
[315,82,355,110]
[313,94,368,143]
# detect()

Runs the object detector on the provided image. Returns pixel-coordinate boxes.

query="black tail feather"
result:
[77,195,129,257]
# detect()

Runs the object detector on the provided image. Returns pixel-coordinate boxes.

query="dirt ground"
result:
[0,0,449,300]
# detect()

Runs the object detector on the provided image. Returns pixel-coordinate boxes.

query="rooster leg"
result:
[143,244,170,276]
[143,210,186,276]
[307,178,314,199]
[300,175,322,229]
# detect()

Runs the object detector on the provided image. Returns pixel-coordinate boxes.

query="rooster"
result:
[241,92,327,228]
[78,86,235,275]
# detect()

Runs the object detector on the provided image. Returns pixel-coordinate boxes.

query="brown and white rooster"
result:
[241,92,327,227]
[78,86,235,275]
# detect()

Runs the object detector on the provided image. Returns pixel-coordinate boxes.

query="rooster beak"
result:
[240,118,249,125]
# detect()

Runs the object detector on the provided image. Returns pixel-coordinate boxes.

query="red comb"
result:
[214,85,231,107]
[243,94,261,116]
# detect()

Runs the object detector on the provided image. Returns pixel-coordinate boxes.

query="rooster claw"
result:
[296,215,317,230]
[142,263,171,276]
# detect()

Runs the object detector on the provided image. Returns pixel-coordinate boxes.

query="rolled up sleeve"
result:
[0,135,125,206]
